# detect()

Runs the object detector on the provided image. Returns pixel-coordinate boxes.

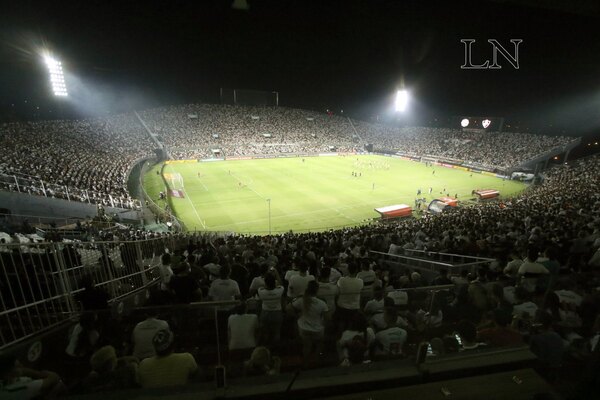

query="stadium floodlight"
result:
[43,55,68,97]
[395,89,408,112]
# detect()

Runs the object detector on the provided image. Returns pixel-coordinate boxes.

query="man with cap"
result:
[137,329,197,388]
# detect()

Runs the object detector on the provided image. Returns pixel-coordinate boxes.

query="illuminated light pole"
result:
[43,55,68,97]
[395,89,408,112]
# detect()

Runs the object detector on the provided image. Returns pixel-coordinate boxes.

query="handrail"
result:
[402,248,495,263]
[369,250,455,268]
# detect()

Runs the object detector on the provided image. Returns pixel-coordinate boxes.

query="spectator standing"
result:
[335,262,363,332]
[287,261,315,299]
[257,273,284,345]
[228,303,259,351]
[290,281,328,366]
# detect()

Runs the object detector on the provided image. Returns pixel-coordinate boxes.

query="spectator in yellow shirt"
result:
[137,329,197,388]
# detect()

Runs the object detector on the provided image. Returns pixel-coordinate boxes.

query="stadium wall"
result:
[0,191,140,223]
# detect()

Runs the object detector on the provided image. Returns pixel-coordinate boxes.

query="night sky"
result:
[1,0,600,138]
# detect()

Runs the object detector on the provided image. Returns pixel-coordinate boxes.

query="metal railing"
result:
[0,236,181,350]
[370,249,494,276]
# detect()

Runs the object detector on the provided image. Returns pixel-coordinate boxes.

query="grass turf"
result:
[143,155,526,233]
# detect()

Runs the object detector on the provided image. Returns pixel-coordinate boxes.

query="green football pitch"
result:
[142,155,526,234]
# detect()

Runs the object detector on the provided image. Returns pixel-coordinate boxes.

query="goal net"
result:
[164,172,184,191]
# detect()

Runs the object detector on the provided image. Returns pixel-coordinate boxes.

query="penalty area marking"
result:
[183,190,207,229]
[170,168,206,229]
[198,179,208,191]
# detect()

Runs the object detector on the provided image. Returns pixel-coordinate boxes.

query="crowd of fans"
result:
[139,104,358,160]
[353,122,574,170]
[0,114,155,208]
[0,104,575,210]
[142,104,573,168]
[2,153,599,397]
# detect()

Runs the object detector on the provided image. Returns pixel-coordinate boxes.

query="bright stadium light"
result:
[395,89,408,112]
[43,54,68,97]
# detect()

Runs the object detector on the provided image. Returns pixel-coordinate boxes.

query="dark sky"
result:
[1,0,600,137]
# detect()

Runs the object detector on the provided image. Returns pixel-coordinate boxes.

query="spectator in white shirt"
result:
[512,287,539,319]
[203,256,221,281]
[228,303,259,351]
[356,260,377,300]
[364,286,385,321]
[388,235,403,256]
[287,261,315,299]
[249,265,268,298]
[335,262,364,333]
[158,253,174,292]
[290,281,328,367]
[337,314,375,365]
[316,267,339,318]
[518,248,549,293]
[208,265,241,310]
[373,308,407,357]
[132,312,170,360]
[0,354,66,399]
[257,273,284,345]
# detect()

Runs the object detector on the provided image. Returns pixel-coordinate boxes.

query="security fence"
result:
[0,236,181,350]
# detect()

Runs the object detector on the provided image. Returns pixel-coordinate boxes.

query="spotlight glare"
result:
[395,89,408,112]
[43,54,68,97]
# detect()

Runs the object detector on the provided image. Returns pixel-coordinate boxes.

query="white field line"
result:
[207,195,404,230]
[171,169,206,229]
[229,172,266,200]
[184,192,207,229]
[181,195,259,206]
[170,159,507,230]
[334,207,361,224]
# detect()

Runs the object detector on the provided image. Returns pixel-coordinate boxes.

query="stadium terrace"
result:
[1,101,599,400]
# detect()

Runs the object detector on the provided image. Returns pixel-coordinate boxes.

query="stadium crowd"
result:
[0,114,155,208]
[2,153,599,397]
[0,104,575,210]
[139,104,358,160]
[354,122,574,170]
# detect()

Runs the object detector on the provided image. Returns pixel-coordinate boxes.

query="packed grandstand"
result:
[0,104,576,211]
[0,103,599,398]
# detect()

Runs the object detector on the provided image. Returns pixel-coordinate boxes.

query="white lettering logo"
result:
[461,39,522,70]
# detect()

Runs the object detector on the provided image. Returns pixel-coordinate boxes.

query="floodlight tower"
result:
[44,55,68,97]
[395,89,408,112]
[395,73,408,113]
